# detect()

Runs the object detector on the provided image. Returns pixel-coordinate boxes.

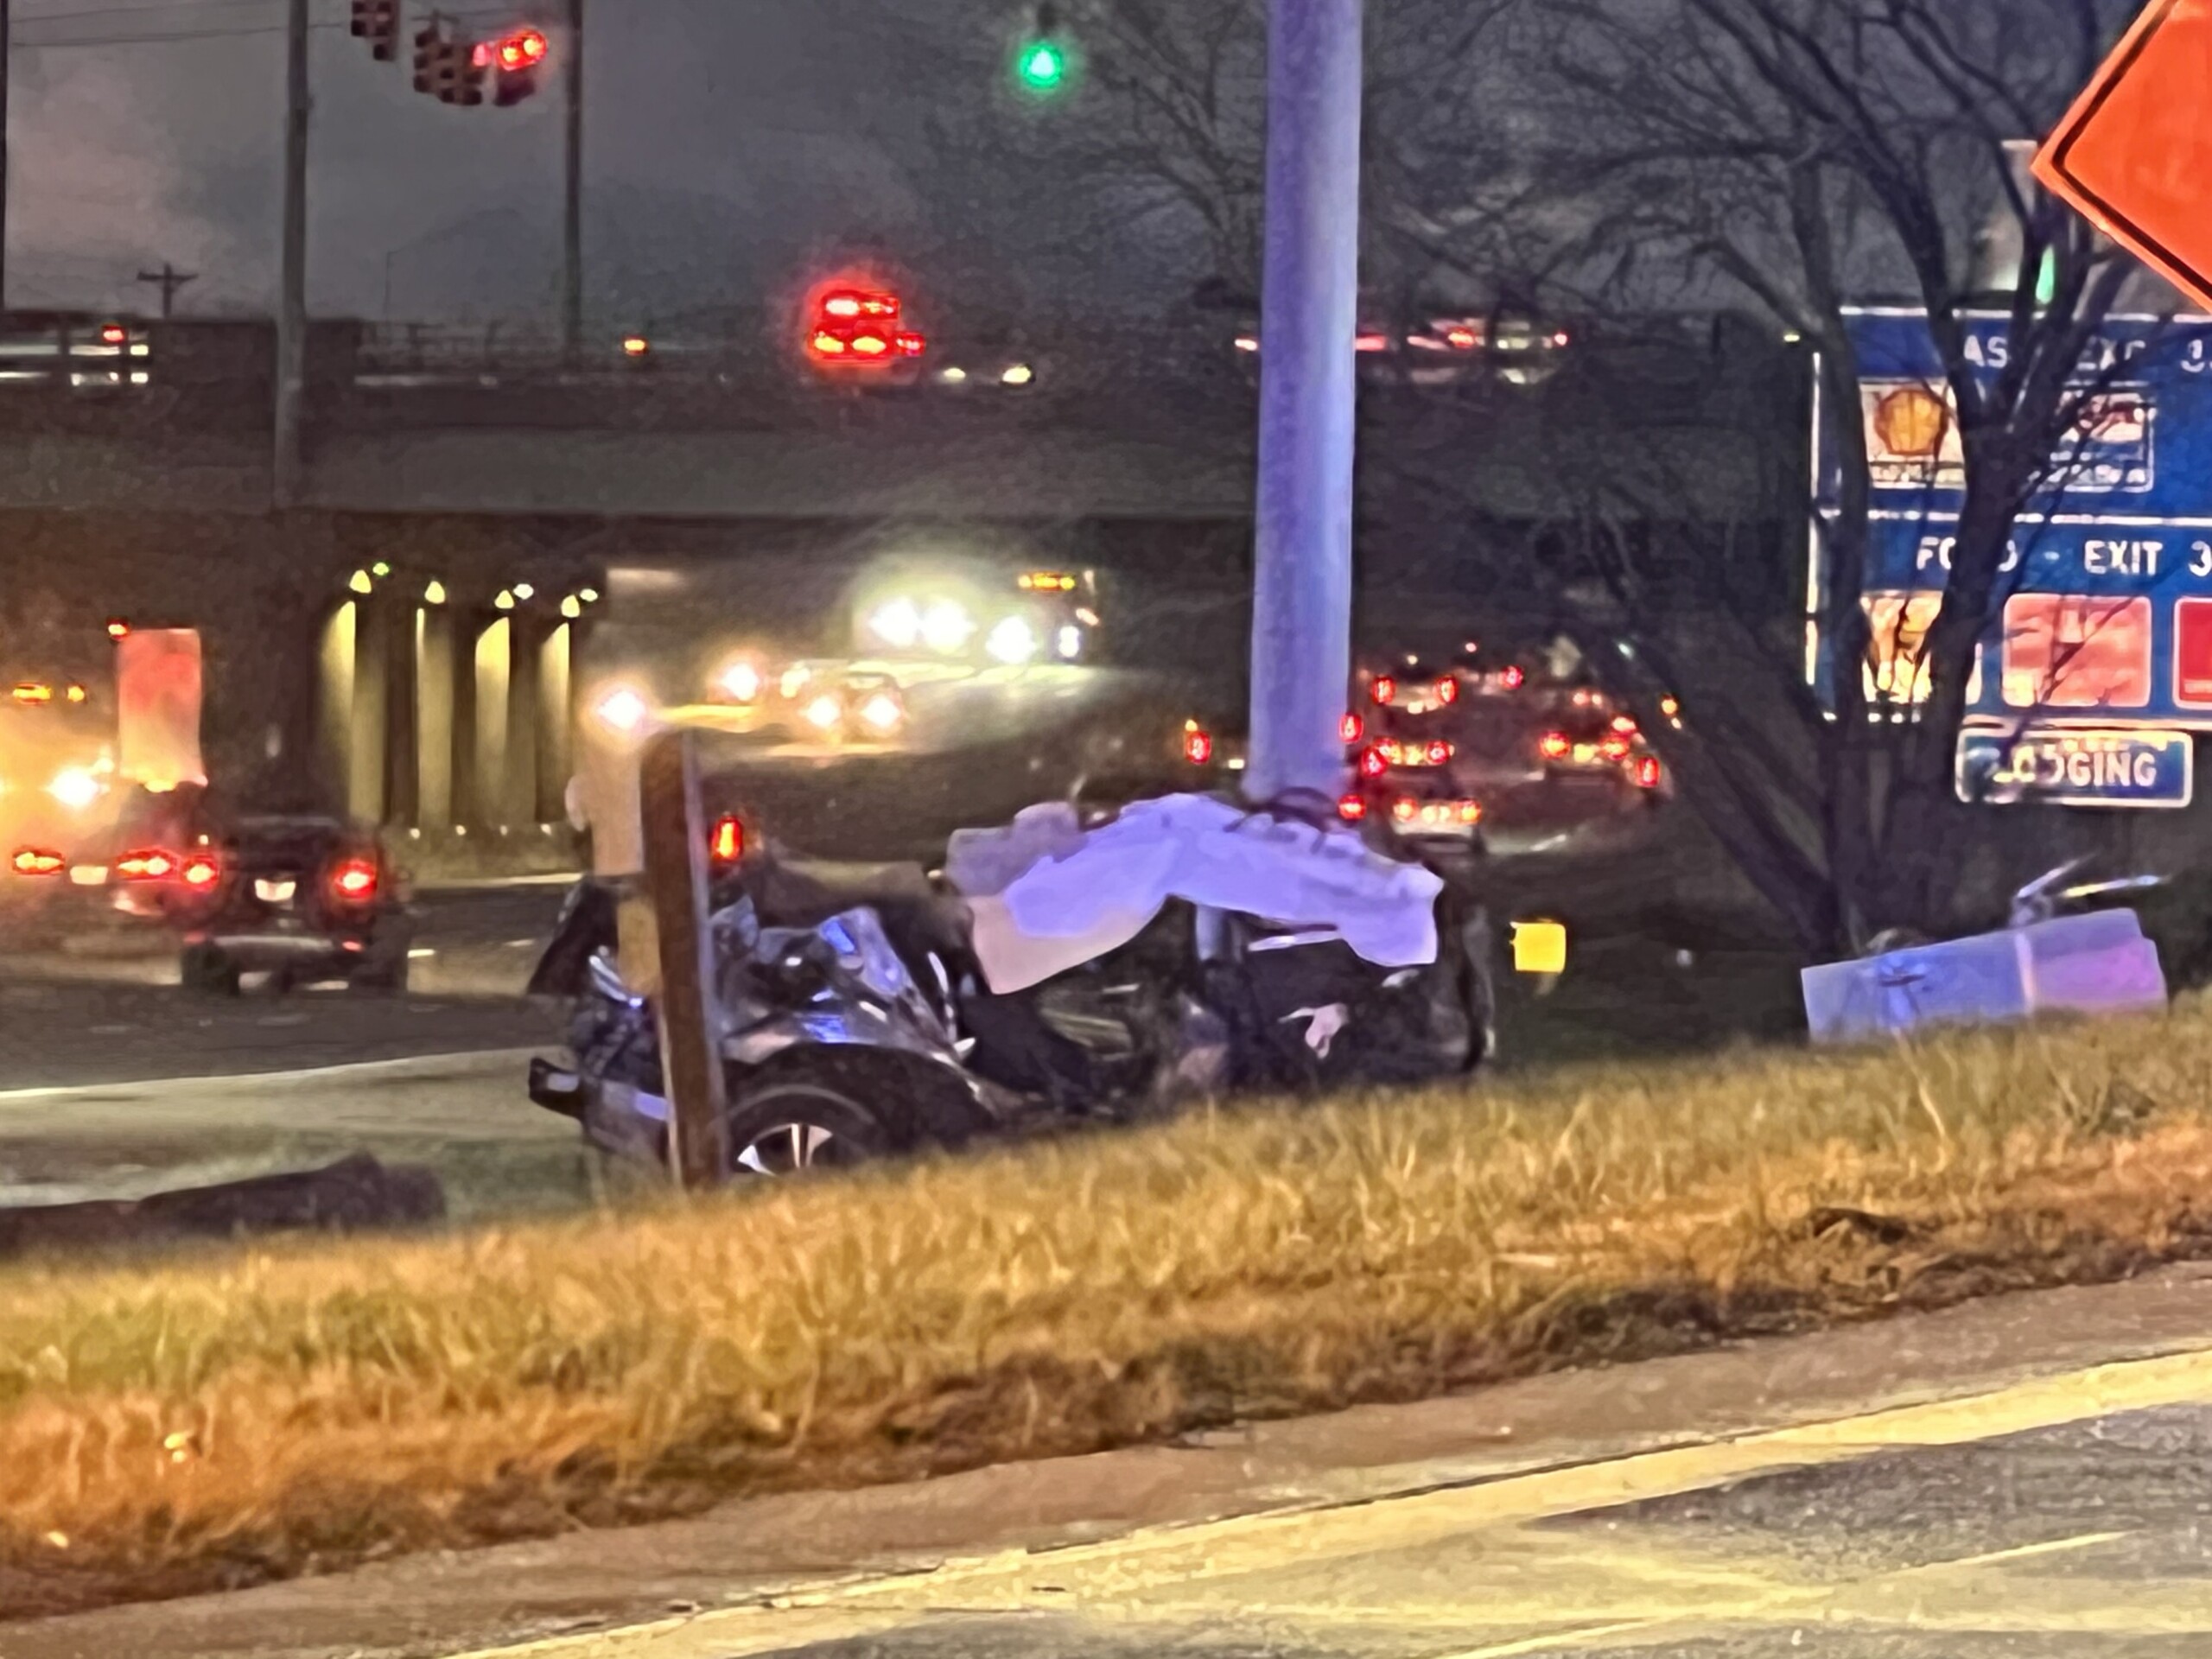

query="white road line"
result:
[0,1046,544,1105]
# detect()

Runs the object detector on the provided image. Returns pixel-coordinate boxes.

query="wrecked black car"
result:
[526,791,1496,1177]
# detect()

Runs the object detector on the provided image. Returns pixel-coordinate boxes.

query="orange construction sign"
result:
[2034,0,2212,313]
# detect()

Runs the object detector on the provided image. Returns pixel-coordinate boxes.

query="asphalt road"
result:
[474,1349,2212,1659]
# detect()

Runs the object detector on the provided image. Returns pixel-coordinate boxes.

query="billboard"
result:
[1815,309,2212,804]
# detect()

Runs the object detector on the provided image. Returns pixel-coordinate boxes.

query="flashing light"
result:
[1445,326,1479,350]
[1018,571,1077,592]
[1234,334,1259,353]
[1502,664,1525,690]
[561,594,583,620]
[12,682,50,704]
[1540,731,1571,760]
[348,569,374,594]
[1370,675,1396,707]
[1599,733,1633,761]
[802,692,845,731]
[823,295,861,319]
[940,366,969,383]
[64,684,86,704]
[47,767,104,811]
[1552,330,1572,347]
[716,659,764,703]
[1338,793,1368,822]
[1358,746,1389,779]
[812,331,848,356]
[858,690,905,734]
[512,582,534,601]
[852,334,890,357]
[423,580,448,606]
[1427,740,1452,765]
[107,620,130,639]
[181,854,221,889]
[1055,624,1083,660]
[372,561,392,578]
[1341,712,1363,744]
[1183,725,1214,766]
[1660,695,1681,721]
[117,849,177,880]
[494,590,517,612]
[99,322,127,346]
[329,857,380,902]
[1611,715,1639,735]
[1393,798,1417,822]
[709,813,745,866]
[1635,755,1663,789]
[1001,363,1034,386]
[622,334,650,357]
[1435,675,1459,705]
[895,332,926,357]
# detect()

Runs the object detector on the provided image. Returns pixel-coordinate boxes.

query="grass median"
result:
[8,1007,2212,1618]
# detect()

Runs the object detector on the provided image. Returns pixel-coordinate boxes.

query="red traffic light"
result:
[496,26,549,68]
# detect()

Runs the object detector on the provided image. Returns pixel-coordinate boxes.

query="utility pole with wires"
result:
[136,261,197,318]
[273,0,308,508]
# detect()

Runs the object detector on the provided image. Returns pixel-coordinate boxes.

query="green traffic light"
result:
[1017,38,1067,92]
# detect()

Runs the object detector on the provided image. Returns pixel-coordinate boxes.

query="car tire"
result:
[179,942,240,997]
[721,1078,893,1179]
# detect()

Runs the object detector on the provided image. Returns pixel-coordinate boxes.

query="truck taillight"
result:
[709,813,745,866]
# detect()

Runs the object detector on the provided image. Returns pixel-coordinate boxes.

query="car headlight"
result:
[919,600,974,654]
[715,658,763,703]
[986,615,1038,664]
[48,767,105,811]
[868,597,923,651]
[858,690,905,734]
[592,685,652,735]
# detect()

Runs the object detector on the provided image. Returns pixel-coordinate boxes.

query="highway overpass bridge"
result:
[0,314,1797,841]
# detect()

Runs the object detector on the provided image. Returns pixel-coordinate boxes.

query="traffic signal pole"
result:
[1245,0,1362,804]
[561,0,583,359]
[274,0,310,507]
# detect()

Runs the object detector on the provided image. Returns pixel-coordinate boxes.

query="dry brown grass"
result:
[8,1009,2212,1618]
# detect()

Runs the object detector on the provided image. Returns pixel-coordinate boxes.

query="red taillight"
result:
[1636,755,1662,789]
[709,813,745,865]
[1340,712,1363,744]
[118,849,178,880]
[1427,740,1453,766]
[328,856,378,903]
[11,848,64,876]
[1540,731,1571,760]
[1338,793,1369,821]
[1358,746,1389,779]
[1435,676,1459,706]
[181,854,221,889]
[1183,728,1215,766]
[1502,665,1525,690]
[1371,676,1396,706]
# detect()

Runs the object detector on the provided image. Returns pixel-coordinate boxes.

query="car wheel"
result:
[722,1079,892,1178]
[179,942,240,997]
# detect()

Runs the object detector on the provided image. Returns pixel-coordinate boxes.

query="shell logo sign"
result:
[1862,381,1964,487]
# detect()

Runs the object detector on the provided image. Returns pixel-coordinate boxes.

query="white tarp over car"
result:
[946,794,1445,994]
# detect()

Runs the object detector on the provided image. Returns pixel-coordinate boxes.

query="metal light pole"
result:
[561,0,584,359]
[1245,0,1363,804]
[0,0,12,316]
[273,0,310,507]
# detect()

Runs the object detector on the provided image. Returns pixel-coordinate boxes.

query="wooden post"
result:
[639,728,728,1188]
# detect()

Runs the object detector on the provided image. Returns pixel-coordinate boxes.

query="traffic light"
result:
[454,35,486,104]
[1014,2,1073,95]
[350,0,397,60]
[488,27,549,105]
[412,21,440,92]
